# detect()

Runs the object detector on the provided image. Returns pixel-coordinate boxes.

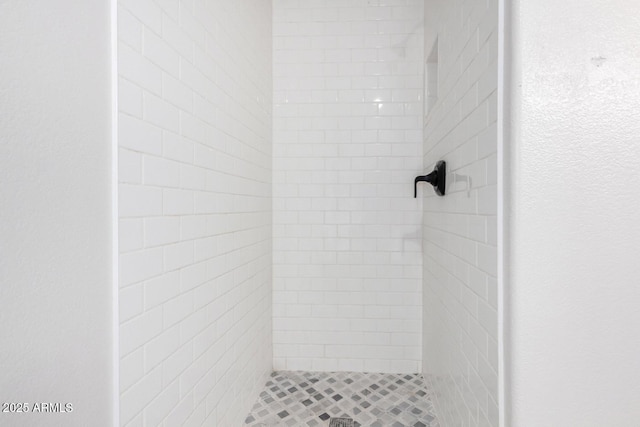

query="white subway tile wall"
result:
[118,1,273,426]
[421,0,499,426]
[272,0,425,374]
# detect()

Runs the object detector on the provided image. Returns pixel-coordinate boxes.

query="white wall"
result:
[508,0,640,425]
[421,0,499,426]
[117,0,273,425]
[0,1,116,426]
[272,0,424,374]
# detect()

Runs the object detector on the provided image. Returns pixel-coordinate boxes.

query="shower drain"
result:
[328,418,354,427]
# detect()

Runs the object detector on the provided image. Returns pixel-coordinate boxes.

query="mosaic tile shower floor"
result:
[244,371,440,427]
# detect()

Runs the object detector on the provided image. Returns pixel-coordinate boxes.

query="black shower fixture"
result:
[414,161,446,197]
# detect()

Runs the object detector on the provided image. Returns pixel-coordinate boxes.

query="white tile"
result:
[161,14,194,62]
[120,308,163,356]
[144,271,180,309]
[144,325,181,373]
[119,367,162,425]
[162,72,193,112]
[162,291,193,329]
[119,113,162,156]
[119,78,143,118]
[162,342,193,386]
[119,148,143,185]
[119,0,273,423]
[164,393,194,427]
[162,189,194,215]
[119,248,163,287]
[143,155,180,188]
[120,283,144,323]
[118,7,143,51]
[144,216,180,248]
[143,380,179,426]
[119,43,162,96]
[119,0,162,35]
[119,218,143,253]
[143,27,180,78]
[120,348,144,392]
[143,92,180,133]
[419,0,498,424]
[162,132,194,163]
[163,241,194,271]
[478,298,498,340]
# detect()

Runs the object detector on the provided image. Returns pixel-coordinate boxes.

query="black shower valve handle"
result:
[414,161,446,198]
[414,171,438,197]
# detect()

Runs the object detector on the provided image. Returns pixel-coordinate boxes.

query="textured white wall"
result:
[421,0,499,426]
[508,0,640,425]
[272,0,425,374]
[0,1,116,425]
[117,0,273,425]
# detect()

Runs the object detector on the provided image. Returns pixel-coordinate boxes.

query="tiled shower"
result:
[8,0,640,426]
[117,0,498,426]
